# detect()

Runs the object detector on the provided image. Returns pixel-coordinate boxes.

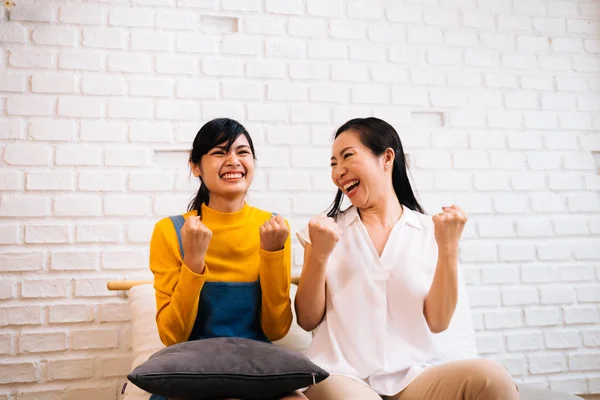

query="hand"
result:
[260,214,289,252]
[181,216,212,273]
[432,205,468,253]
[308,214,342,259]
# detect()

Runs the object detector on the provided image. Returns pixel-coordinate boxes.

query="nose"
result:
[225,152,240,166]
[333,164,346,182]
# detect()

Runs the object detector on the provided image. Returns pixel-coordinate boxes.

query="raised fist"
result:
[308,214,342,258]
[260,214,290,252]
[432,205,468,252]
[181,216,212,273]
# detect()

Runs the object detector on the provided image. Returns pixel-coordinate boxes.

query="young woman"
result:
[149,118,306,400]
[295,117,520,400]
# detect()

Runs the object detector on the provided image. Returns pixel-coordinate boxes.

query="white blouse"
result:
[297,206,473,396]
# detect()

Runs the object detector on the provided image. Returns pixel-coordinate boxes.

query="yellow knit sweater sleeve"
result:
[150,217,208,346]
[258,220,293,341]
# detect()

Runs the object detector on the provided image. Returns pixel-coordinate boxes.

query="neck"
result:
[207,194,246,213]
[358,190,403,229]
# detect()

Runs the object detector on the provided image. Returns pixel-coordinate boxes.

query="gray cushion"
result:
[518,385,584,400]
[127,337,329,399]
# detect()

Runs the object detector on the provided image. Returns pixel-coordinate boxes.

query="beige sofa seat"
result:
[122,283,583,400]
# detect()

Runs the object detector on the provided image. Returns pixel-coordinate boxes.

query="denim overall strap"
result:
[168,215,185,258]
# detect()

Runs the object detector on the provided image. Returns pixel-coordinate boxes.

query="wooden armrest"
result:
[107,280,153,291]
[107,277,301,291]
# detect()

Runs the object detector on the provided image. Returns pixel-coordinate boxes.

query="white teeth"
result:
[343,180,359,191]
[222,173,243,180]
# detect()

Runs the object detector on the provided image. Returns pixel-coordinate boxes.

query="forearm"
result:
[295,246,327,332]
[259,247,292,341]
[183,255,206,274]
[423,247,459,334]
[155,262,207,346]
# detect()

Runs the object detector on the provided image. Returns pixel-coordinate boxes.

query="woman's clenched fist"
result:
[260,214,290,252]
[181,216,212,273]
[308,214,342,259]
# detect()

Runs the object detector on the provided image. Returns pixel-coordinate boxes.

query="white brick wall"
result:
[0,0,599,397]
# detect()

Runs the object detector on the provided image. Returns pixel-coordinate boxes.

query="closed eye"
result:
[343,153,353,159]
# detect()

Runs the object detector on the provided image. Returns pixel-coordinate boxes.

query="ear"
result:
[383,148,395,170]
[189,161,201,178]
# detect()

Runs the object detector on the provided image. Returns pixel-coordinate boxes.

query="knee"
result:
[467,359,518,398]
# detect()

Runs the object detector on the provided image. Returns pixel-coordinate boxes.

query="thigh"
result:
[387,359,519,400]
[305,374,381,400]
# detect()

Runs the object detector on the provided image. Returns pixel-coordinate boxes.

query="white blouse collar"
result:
[337,205,423,231]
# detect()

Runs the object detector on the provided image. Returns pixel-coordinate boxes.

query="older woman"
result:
[295,117,520,400]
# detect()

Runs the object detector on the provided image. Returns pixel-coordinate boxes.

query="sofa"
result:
[120,283,583,400]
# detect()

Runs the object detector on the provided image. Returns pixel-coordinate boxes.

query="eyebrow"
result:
[330,146,354,161]
[214,144,251,151]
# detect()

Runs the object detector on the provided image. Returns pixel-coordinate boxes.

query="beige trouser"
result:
[305,359,520,400]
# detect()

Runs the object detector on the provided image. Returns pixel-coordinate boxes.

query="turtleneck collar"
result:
[200,202,251,225]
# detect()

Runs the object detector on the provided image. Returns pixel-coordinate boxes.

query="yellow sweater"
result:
[150,203,292,346]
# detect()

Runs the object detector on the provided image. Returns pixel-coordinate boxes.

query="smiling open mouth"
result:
[221,172,244,181]
[343,180,360,195]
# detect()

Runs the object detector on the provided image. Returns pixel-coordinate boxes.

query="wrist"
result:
[437,245,459,259]
[183,255,205,273]
[309,251,330,265]
[261,244,284,252]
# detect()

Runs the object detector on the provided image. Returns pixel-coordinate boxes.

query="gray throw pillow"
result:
[127,337,329,399]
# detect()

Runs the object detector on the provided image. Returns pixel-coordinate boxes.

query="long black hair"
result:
[188,118,256,216]
[326,117,424,218]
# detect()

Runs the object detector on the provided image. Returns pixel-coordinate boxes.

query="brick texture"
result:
[0,0,598,397]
